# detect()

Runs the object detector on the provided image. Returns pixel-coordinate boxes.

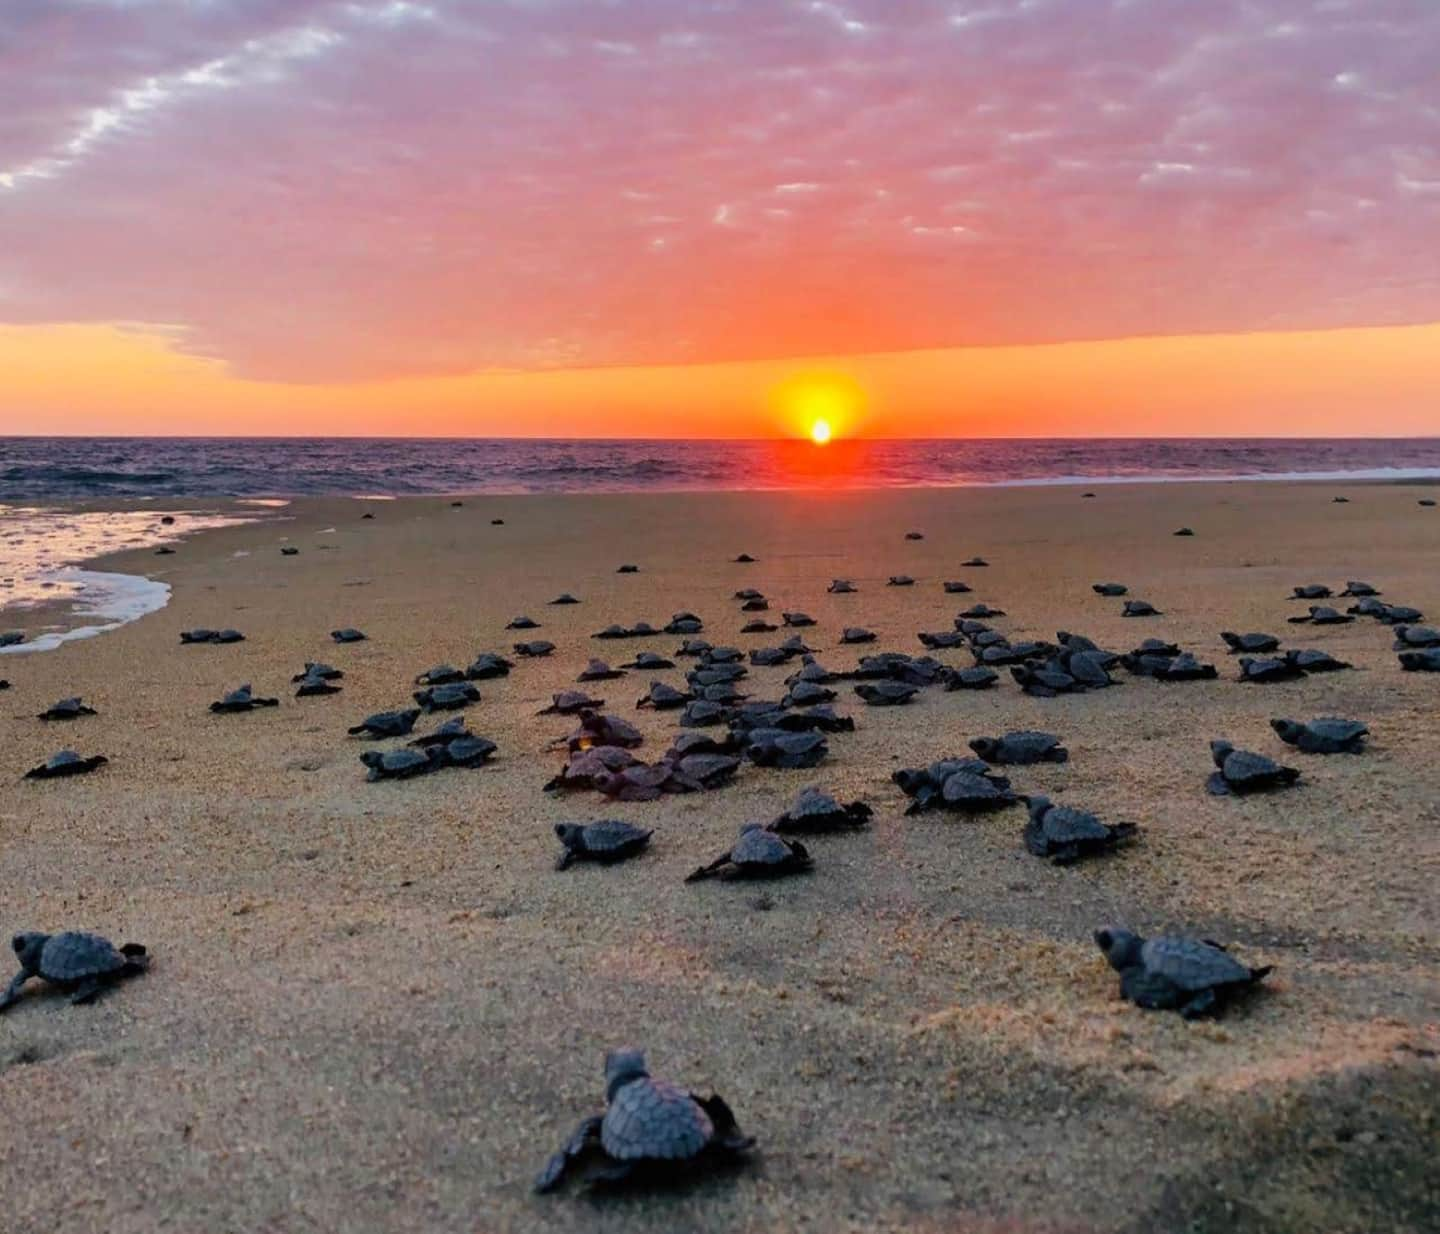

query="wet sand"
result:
[2,482,1438,1234]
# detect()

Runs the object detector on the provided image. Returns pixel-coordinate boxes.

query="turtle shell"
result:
[39,932,130,982]
[602,1078,714,1161]
[1140,937,1254,992]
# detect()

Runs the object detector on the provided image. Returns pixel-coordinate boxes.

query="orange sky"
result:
[3,320,1438,438]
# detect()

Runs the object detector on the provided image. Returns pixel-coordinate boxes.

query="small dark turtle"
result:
[415,664,466,686]
[668,752,741,790]
[579,659,625,682]
[617,564,640,573]
[970,731,1067,765]
[554,821,653,870]
[1332,495,1349,503]
[180,628,244,645]
[440,734,497,767]
[1420,499,1436,508]
[1291,584,1332,600]
[1286,605,1351,626]
[828,579,857,594]
[733,553,756,563]
[675,639,712,658]
[155,547,176,555]
[507,616,540,630]
[1286,648,1350,673]
[741,619,779,634]
[680,700,729,727]
[24,750,108,780]
[160,516,176,525]
[840,627,877,645]
[467,652,514,679]
[330,628,367,643]
[491,518,504,525]
[942,580,972,594]
[550,593,581,605]
[943,665,999,690]
[451,500,463,507]
[295,670,342,697]
[922,769,1018,815]
[1237,656,1304,684]
[961,557,989,567]
[734,589,765,602]
[1374,604,1424,626]
[887,575,915,587]
[782,612,816,628]
[959,604,1005,619]
[1147,652,1217,682]
[362,512,376,519]
[1023,796,1136,864]
[544,746,640,791]
[38,697,97,721]
[740,598,769,612]
[622,651,675,671]
[1,931,149,1012]
[594,624,632,640]
[1221,631,1280,654]
[514,640,556,658]
[1172,527,1194,537]
[281,546,299,556]
[854,680,919,706]
[1399,648,1440,672]
[348,708,421,739]
[534,1047,754,1192]
[637,681,692,710]
[1082,491,1096,498]
[1270,717,1367,755]
[210,684,279,713]
[0,680,9,690]
[409,716,470,747]
[744,730,828,769]
[1092,583,1128,596]
[591,762,677,802]
[1392,625,1440,649]
[1340,581,1380,597]
[749,647,792,668]
[918,630,967,649]
[766,787,871,834]
[1012,663,1079,697]
[1207,740,1299,795]
[360,747,439,781]
[664,612,704,635]
[564,711,644,751]
[1121,600,1161,618]
[781,680,835,708]
[414,681,480,711]
[905,531,924,540]
[1095,928,1271,1018]
[0,632,23,647]
[540,690,605,716]
[687,824,813,882]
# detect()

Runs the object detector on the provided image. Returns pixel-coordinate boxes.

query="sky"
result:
[1,0,1438,438]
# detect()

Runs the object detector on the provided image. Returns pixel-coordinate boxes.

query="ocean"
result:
[4,436,1440,500]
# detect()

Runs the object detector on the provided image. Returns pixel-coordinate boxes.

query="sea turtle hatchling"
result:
[1221,631,1281,654]
[828,579,857,593]
[467,653,514,679]
[888,575,915,587]
[514,640,556,658]
[550,593,581,605]
[1269,717,1368,754]
[292,663,343,683]
[969,731,1068,765]
[892,760,1018,815]
[295,670,342,697]
[943,581,973,594]
[38,697,97,721]
[413,682,480,711]
[330,628,367,643]
[782,612,817,628]
[744,730,828,769]
[766,787,871,833]
[637,681,692,710]
[360,747,440,781]
[1237,656,1305,684]
[534,1047,755,1193]
[741,619,778,634]
[943,666,999,690]
[210,684,279,713]
[1092,583,1128,596]
[621,652,675,671]
[554,821,653,870]
[1392,625,1440,649]
[664,612,704,635]
[686,824,813,882]
[0,931,150,1012]
[1206,740,1300,795]
[959,603,1005,619]
[961,557,989,567]
[24,750,109,780]
[1339,581,1380,597]
[854,680,919,706]
[507,616,540,630]
[905,531,924,540]
[539,691,605,716]
[578,659,626,682]
[1094,928,1272,1019]
[840,627,877,645]
[1022,796,1137,864]
[1121,600,1162,617]
[1291,584,1332,600]
[1286,606,1352,626]
[348,708,421,739]
[415,664,466,686]
[617,564,640,573]
[1399,648,1440,672]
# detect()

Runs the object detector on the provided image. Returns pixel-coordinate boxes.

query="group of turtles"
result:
[7,507,1432,1198]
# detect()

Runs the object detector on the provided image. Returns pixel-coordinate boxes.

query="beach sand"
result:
[2,482,1437,1233]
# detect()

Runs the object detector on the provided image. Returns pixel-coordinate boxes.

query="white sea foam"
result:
[0,569,172,654]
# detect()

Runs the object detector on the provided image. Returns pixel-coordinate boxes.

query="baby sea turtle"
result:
[740,598,769,613]
[180,628,245,644]
[38,697,97,721]
[1400,648,1440,672]
[1172,527,1194,537]
[330,628,367,643]
[734,589,765,602]
[1332,495,1349,503]
[942,580,972,594]
[664,612,704,635]
[962,557,989,567]
[348,708,421,739]
[1286,606,1351,625]
[545,746,640,792]
[744,730,828,769]
[1237,656,1304,684]
[360,747,439,781]
[1339,581,1380,597]
[1120,599,1162,618]
[741,619,778,634]
[538,691,603,716]
[680,700,728,727]
[1,931,149,1012]
[617,564,640,573]
[959,604,1005,619]
[467,652,513,679]
[828,579,857,594]
[687,824,813,882]
[840,627,877,645]
[0,632,24,647]
[564,711,644,751]
[579,659,625,682]
[24,750,109,780]
[970,731,1068,765]
[281,546,299,556]
[362,512,376,520]
[414,682,480,711]
[733,553,756,563]
[534,1047,754,1193]
[1023,796,1136,864]
[943,666,999,690]
[409,716,470,747]
[491,518,504,525]
[781,680,835,708]
[1092,583,1128,597]
[622,651,675,671]
[1373,604,1424,625]
[888,575,915,587]
[514,640,556,658]
[1207,740,1299,795]
[1270,717,1367,754]
[550,593,581,605]
[1221,631,1280,654]
[554,821,653,870]
[1291,585,1332,600]
[415,664,466,686]
[1287,648,1350,673]
[918,631,966,649]
[766,788,871,833]
[637,681,692,710]
[854,680,919,706]
[1421,499,1437,508]
[295,669,342,697]
[507,616,540,630]
[1095,928,1271,1019]
[905,531,924,540]
[782,612,817,628]
[210,684,279,713]
[155,547,175,556]
[1393,625,1440,649]
[893,760,1017,815]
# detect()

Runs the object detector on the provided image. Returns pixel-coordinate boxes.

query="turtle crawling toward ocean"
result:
[550,593,581,605]
[330,628,367,643]
[1121,599,1161,617]
[467,653,514,680]
[1340,581,1380,597]
[578,659,625,682]
[554,821,653,870]
[507,616,540,630]
[1092,583,1128,597]
[24,750,109,780]
[961,556,989,567]
[1094,928,1271,1019]
[637,681,692,710]
[413,682,480,711]
[295,667,342,697]
[1270,717,1368,754]
[1207,740,1299,795]
[1222,631,1280,654]
[854,680,919,706]
[348,708,421,739]
[38,697,97,721]
[905,531,924,541]
[1291,584,1332,600]
[0,931,150,1012]
[415,664,466,686]
[180,628,245,644]
[1399,648,1440,672]
[943,580,973,594]
[210,684,279,713]
[1287,605,1352,626]
[943,665,1000,690]
[1237,656,1305,684]
[1392,625,1440,649]
[892,760,1017,815]
[1023,796,1136,864]
[617,564,640,573]
[1172,527,1194,537]
[828,579,857,594]
[360,747,439,781]
[888,575,915,587]
[539,690,605,716]
[970,731,1068,765]
[514,640,556,658]
[534,1047,755,1193]
[744,730,828,769]
[622,651,676,671]
[733,553,756,563]
[687,824,813,882]
[840,627,877,645]
[766,787,872,834]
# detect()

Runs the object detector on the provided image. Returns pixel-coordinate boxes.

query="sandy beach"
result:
[2,481,1437,1234]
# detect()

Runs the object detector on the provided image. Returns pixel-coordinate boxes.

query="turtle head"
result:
[967,737,997,760]
[1020,794,1052,821]
[1093,928,1143,972]
[11,932,49,974]
[1269,719,1300,743]
[554,823,584,847]
[1209,739,1235,768]
[603,1047,649,1100]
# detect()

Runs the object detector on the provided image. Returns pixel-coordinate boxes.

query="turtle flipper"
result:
[0,969,29,1013]
[1119,967,1183,1010]
[68,977,105,1005]
[1179,987,1219,1019]
[685,854,731,883]
[534,1114,602,1193]
[694,1092,756,1153]
[1205,772,1231,797]
[555,849,576,871]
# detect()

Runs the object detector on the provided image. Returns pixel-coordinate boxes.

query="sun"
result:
[772,372,864,442]
[810,418,832,445]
